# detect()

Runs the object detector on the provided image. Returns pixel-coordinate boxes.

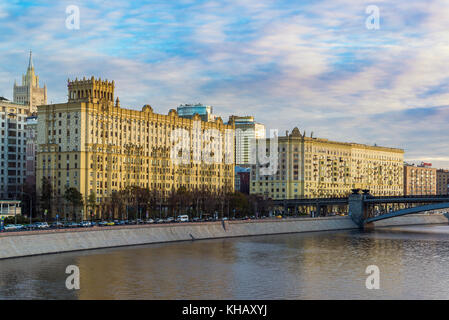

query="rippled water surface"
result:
[1,224,449,299]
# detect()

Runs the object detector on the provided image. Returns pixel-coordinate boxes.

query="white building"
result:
[228,116,265,165]
[0,98,30,199]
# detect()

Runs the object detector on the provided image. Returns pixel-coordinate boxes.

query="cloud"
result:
[0,0,448,168]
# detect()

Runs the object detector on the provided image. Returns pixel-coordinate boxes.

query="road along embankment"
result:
[0,214,447,259]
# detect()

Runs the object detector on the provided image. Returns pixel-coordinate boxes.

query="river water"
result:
[1,224,449,299]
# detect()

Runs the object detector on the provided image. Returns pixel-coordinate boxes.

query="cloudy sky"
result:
[0,0,448,168]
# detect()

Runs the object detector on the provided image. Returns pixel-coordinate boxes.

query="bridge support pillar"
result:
[349,193,365,228]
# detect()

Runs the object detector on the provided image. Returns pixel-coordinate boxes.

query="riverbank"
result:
[0,214,447,260]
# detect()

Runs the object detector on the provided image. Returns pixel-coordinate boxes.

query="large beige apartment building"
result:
[403,162,437,195]
[36,77,234,217]
[251,127,404,199]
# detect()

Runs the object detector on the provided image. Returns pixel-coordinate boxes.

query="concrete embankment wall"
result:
[0,214,447,260]
[371,213,448,228]
[0,217,357,259]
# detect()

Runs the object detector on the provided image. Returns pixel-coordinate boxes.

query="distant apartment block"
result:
[228,115,265,166]
[235,166,250,194]
[436,169,449,195]
[0,98,31,199]
[403,162,437,195]
[251,127,404,199]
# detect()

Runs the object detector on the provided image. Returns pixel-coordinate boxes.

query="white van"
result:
[176,215,189,222]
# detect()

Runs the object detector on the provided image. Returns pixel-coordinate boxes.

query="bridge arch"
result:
[365,202,449,224]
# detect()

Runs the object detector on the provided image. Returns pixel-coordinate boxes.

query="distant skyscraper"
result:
[228,115,265,166]
[177,104,216,122]
[13,51,47,112]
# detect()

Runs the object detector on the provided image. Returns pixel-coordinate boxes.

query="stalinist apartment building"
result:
[251,127,404,199]
[36,77,234,216]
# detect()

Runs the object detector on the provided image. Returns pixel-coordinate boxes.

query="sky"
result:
[0,0,448,168]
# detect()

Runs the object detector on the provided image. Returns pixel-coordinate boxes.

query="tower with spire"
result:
[13,50,47,112]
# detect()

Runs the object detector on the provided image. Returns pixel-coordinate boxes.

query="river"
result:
[1,224,449,299]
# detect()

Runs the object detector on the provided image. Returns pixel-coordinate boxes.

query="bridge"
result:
[274,189,449,229]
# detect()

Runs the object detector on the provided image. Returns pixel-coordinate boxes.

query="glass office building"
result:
[177,104,215,122]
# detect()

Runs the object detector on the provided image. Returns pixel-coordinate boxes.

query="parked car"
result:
[65,222,80,228]
[4,224,22,231]
[114,220,126,225]
[145,219,155,224]
[79,221,92,227]
[50,222,64,228]
[176,215,189,222]
[192,217,201,222]
[155,218,163,224]
[34,222,49,229]
[97,221,108,227]
[106,221,115,226]
[165,217,175,223]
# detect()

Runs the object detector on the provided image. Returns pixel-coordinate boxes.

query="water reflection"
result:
[1,225,449,299]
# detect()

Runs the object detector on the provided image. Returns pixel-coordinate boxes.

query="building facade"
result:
[25,116,38,190]
[403,162,437,195]
[13,51,47,113]
[0,99,31,199]
[235,166,250,194]
[251,127,404,199]
[36,77,235,218]
[228,115,265,166]
[437,169,449,195]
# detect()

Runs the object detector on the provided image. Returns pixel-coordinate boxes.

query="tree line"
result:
[38,177,274,221]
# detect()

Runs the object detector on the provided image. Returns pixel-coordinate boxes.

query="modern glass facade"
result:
[177,104,214,122]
